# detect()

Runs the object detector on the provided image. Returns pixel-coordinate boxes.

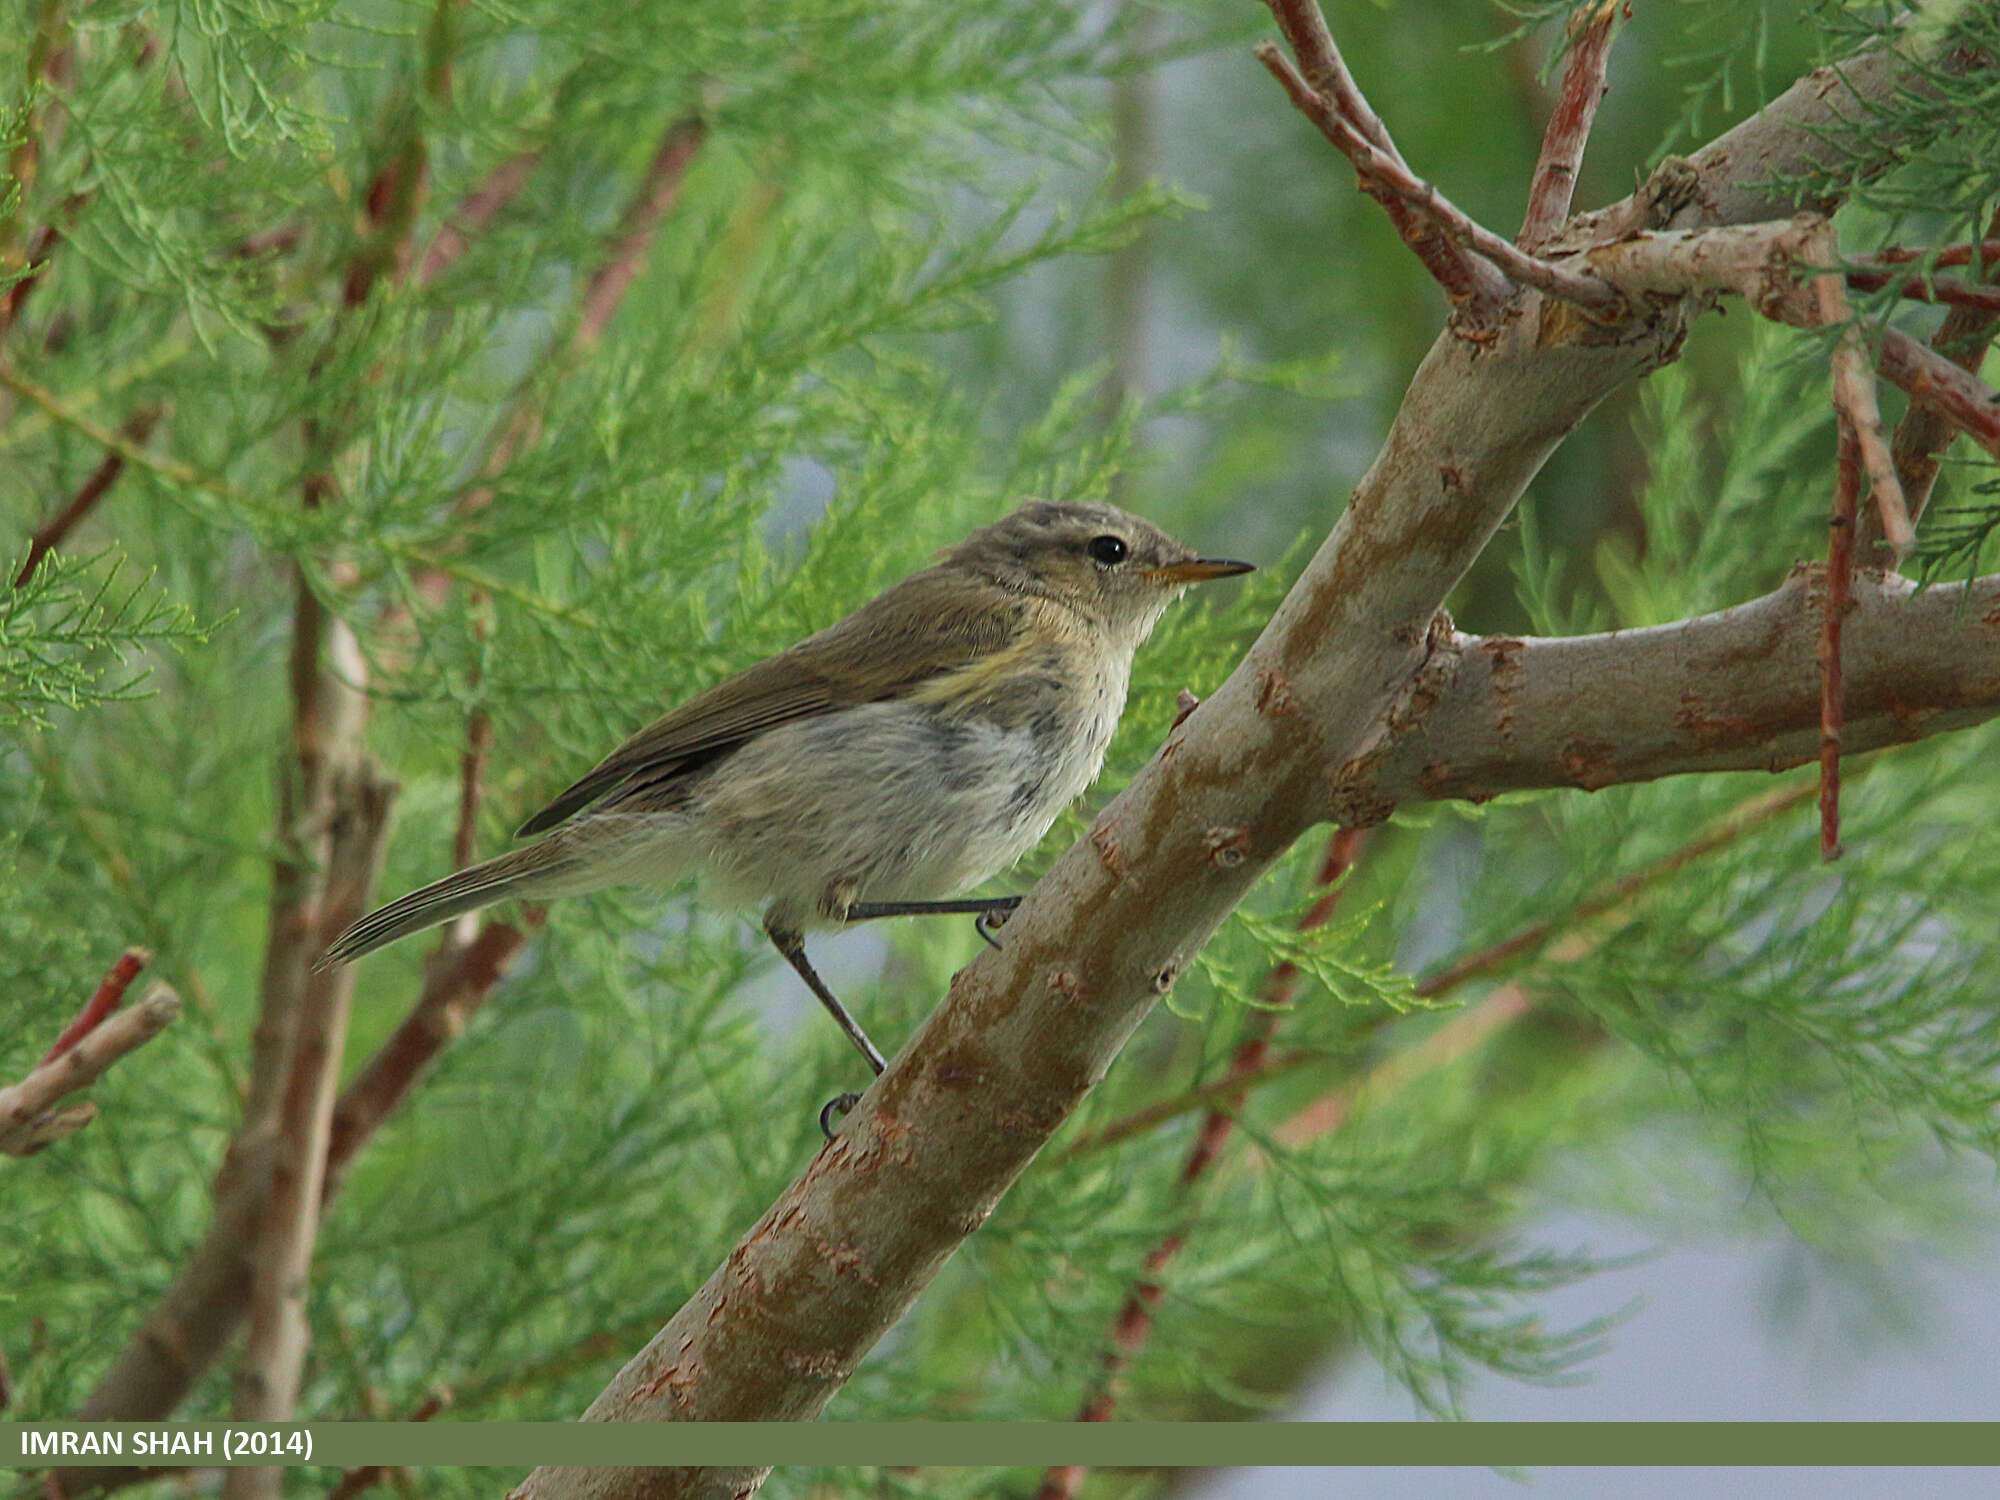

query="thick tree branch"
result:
[1342,569,2000,813]
[503,14,1991,1498]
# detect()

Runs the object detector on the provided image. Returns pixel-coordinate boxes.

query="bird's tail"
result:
[320,842,578,967]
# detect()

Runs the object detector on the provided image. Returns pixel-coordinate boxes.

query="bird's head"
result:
[951,499,1254,644]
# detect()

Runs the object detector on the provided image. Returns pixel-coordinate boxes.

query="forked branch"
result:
[2,984,182,1158]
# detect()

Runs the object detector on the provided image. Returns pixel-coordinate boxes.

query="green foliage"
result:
[6,0,2000,1485]
[0,550,209,731]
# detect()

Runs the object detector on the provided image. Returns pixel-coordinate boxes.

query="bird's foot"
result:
[819,1091,863,1141]
[974,897,1021,950]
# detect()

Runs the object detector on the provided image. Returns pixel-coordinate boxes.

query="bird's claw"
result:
[975,899,1020,950]
[819,1092,862,1141]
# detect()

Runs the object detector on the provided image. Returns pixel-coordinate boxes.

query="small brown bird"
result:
[324,500,1251,1107]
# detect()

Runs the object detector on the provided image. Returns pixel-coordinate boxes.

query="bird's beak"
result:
[1143,557,1256,584]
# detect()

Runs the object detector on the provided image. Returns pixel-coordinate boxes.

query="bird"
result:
[322,499,1252,1109]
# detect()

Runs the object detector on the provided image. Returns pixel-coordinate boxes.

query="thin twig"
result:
[1254,43,1621,318]
[1,220,64,339]
[1519,0,1622,248]
[323,917,530,1198]
[417,147,544,288]
[575,116,707,349]
[1869,239,2000,271]
[1873,324,2000,458]
[326,1391,446,1500]
[13,407,163,587]
[1877,208,2000,543]
[1820,419,1859,861]
[1068,780,1819,1156]
[1257,0,1492,308]
[1036,829,1369,1493]
[453,705,493,874]
[2,986,182,1157]
[1812,258,1912,556]
[415,113,707,547]
[37,947,150,1065]
[1274,983,1536,1146]
[1844,265,2000,314]
[0,0,69,297]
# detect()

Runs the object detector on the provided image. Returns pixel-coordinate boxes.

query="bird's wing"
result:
[514,567,1026,836]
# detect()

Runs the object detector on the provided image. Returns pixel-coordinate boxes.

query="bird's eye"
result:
[1086,534,1128,566]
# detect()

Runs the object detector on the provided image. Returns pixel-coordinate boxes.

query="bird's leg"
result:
[765,915,887,1140]
[840,895,1022,950]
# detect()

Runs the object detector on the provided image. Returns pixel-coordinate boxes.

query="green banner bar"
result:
[4,1422,1997,1470]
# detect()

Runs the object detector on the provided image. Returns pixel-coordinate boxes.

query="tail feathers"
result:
[320,845,572,967]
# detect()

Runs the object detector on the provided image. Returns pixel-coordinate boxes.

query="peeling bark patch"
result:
[782,1348,848,1380]
[1416,762,1454,798]
[1558,739,1619,789]
[1254,666,1299,717]
[817,1237,878,1287]
[1089,813,1127,879]
[1204,826,1250,867]
[1046,967,1088,1004]
[1482,635,1527,745]
[1326,785,1397,828]
[641,1354,702,1412]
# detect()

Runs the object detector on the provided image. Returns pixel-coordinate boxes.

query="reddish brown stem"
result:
[417,147,545,287]
[1876,207,2000,544]
[39,948,150,1066]
[1253,42,1500,312]
[575,115,708,349]
[1072,781,1819,1157]
[1254,43,1618,319]
[1257,0,1493,309]
[1820,421,1860,860]
[13,407,164,588]
[1845,265,2000,313]
[404,112,707,578]
[1874,324,2000,459]
[1519,0,1622,248]
[324,917,531,1197]
[453,704,492,873]
[1036,828,1370,1497]
[1,220,64,338]
[326,1391,445,1500]
[1869,239,2000,271]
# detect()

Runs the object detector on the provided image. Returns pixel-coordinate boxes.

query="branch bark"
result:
[1340,569,2000,814]
[227,769,394,1449]
[512,16,1994,1500]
